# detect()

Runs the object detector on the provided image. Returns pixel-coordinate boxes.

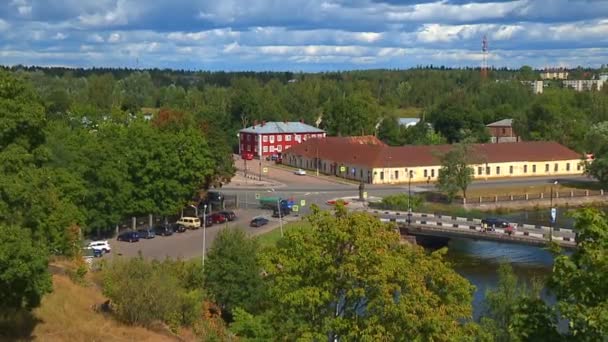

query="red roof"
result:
[284,139,582,168]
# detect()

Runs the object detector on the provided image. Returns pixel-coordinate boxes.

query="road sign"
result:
[550,207,557,223]
[263,167,268,173]
[351,168,356,175]
[300,199,306,207]
[340,166,346,172]
[255,193,260,199]
[292,205,299,212]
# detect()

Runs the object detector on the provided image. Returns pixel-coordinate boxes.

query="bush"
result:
[102,257,204,328]
[372,193,423,211]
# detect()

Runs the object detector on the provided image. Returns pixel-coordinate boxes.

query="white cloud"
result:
[0,19,10,31]
[53,32,67,40]
[108,32,121,43]
[386,0,525,23]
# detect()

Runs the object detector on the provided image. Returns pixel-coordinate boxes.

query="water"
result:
[441,205,608,319]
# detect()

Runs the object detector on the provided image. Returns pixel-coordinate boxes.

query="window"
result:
[269,146,275,153]
[263,146,268,152]
[478,167,483,175]
[532,165,536,173]
[554,163,558,172]
[246,134,250,141]
[486,166,491,175]
[246,144,251,152]
[496,166,500,175]
[255,135,258,141]
[424,169,428,177]
[263,135,268,142]
[431,169,435,178]
[577,163,582,171]
[254,146,258,152]
[277,145,282,152]
[295,135,301,142]
[395,170,399,180]
[524,165,528,173]
[566,163,570,171]
[509,165,513,174]
[286,135,292,142]
[545,164,549,172]
[277,135,282,142]
[269,135,275,143]
[360,169,363,178]
[502,128,506,134]
[240,144,244,151]
[380,171,384,180]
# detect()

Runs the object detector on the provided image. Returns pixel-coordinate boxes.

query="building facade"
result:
[283,138,584,184]
[486,119,520,143]
[540,69,569,80]
[238,121,326,158]
[563,79,605,92]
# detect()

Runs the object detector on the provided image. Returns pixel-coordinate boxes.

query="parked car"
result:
[294,169,307,176]
[117,231,139,242]
[250,217,269,227]
[88,240,111,254]
[176,216,201,230]
[272,206,291,218]
[200,214,214,227]
[210,212,227,224]
[153,223,175,236]
[137,227,156,239]
[241,152,254,160]
[172,224,187,233]
[83,247,102,258]
[219,210,237,221]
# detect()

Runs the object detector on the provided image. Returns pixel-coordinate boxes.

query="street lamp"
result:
[189,204,198,218]
[408,170,415,225]
[549,180,558,242]
[202,204,207,269]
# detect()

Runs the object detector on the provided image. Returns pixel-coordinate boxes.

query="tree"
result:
[204,229,265,318]
[584,121,608,187]
[437,144,474,202]
[480,263,558,342]
[259,205,476,340]
[549,208,608,340]
[377,116,403,146]
[0,225,52,311]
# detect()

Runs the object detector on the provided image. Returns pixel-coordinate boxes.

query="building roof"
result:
[398,118,420,126]
[486,119,513,127]
[240,121,324,134]
[284,139,581,169]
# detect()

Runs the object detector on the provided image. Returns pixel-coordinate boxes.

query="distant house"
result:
[540,68,569,80]
[486,119,520,143]
[563,79,605,92]
[238,121,326,158]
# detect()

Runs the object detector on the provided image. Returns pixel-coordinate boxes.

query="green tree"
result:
[584,121,608,187]
[377,116,403,146]
[259,205,476,340]
[437,144,474,202]
[549,208,608,340]
[0,225,52,311]
[205,229,265,317]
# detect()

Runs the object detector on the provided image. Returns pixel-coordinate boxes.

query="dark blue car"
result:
[117,231,139,242]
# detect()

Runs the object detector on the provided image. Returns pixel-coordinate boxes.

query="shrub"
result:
[373,193,423,211]
[102,257,204,328]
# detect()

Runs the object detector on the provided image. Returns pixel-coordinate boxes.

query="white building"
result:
[563,79,605,92]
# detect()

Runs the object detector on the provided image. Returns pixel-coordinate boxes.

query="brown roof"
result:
[284,139,582,168]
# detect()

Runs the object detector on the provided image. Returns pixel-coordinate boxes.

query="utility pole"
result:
[277,199,284,237]
[408,170,413,225]
[259,160,262,181]
[202,204,207,269]
[549,180,558,242]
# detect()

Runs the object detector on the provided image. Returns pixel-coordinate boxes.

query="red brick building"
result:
[238,121,326,158]
[486,119,520,143]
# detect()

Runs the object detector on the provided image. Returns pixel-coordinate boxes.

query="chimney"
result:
[299,119,303,123]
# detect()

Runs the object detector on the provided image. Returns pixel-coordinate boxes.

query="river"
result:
[441,205,607,319]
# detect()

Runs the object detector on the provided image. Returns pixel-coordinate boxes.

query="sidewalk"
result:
[223,172,285,189]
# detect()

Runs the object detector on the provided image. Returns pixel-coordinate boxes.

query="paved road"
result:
[109,209,302,260]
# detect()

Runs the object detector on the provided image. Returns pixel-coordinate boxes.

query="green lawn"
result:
[256,221,311,248]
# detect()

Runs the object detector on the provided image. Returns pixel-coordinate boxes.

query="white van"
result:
[176,217,201,230]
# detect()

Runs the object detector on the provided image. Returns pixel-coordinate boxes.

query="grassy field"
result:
[256,221,312,248]
[2,268,185,341]
[465,180,601,198]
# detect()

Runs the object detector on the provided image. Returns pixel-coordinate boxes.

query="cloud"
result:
[0,0,607,70]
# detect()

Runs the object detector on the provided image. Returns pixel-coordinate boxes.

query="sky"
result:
[1,0,608,71]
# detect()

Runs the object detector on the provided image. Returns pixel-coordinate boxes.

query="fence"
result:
[462,189,606,205]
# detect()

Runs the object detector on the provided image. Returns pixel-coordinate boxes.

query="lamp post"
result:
[277,198,284,238]
[259,159,262,181]
[202,204,207,269]
[189,204,198,218]
[549,180,558,242]
[408,170,414,225]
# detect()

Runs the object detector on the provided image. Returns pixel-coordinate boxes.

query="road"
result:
[106,158,594,261]
[109,208,302,260]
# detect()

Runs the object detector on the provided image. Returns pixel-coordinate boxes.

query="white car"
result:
[88,240,111,254]
[294,169,307,176]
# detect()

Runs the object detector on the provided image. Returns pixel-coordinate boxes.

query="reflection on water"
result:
[444,238,554,318]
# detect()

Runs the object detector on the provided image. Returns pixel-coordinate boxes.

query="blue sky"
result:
[1,0,607,71]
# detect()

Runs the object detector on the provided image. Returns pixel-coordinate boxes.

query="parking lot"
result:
[107,208,302,260]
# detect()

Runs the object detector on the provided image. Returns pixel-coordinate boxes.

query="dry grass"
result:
[27,273,183,342]
[466,183,582,198]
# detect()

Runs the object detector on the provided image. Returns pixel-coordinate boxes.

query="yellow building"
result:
[282,137,584,184]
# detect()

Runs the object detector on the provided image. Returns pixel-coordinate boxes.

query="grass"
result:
[2,267,184,341]
[256,221,312,248]
[466,182,600,198]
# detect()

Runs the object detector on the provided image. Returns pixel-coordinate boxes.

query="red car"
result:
[210,212,227,224]
[241,152,253,160]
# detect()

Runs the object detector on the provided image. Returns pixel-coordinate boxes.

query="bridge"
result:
[363,209,577,249]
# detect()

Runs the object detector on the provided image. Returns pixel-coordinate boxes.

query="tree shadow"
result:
[0,310,42,341]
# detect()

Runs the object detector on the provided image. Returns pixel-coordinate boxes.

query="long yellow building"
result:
[282,136,584,184]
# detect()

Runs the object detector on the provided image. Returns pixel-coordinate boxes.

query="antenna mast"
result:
[481,35,489,79]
